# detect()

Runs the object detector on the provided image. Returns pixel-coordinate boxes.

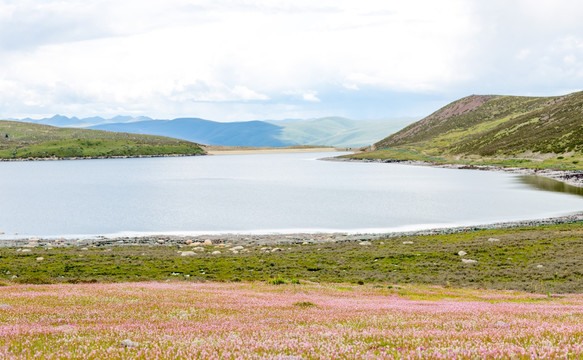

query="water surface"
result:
[1,152,582,239]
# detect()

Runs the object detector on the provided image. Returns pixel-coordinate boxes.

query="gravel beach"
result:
[2,212,583,248]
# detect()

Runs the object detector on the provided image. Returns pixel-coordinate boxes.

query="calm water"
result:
[1,152,583,239]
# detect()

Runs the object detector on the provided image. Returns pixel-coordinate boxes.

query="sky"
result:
[0,0,582,121]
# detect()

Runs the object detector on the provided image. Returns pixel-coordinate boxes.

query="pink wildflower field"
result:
[1,282,583,359]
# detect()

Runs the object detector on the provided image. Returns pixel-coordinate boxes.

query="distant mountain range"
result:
[10,115,416,148]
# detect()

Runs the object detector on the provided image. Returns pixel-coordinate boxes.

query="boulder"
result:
[180,251,196,257]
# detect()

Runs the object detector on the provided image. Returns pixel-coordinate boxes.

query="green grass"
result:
[0,120,204,159]
[4,222,583,293]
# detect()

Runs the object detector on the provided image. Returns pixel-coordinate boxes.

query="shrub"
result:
[268,278,286,285]
[293,301,316,307]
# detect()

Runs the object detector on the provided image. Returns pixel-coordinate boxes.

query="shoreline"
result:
[205,147,341,155]
[2,212,583,248]
[0,153,206,162]
[326,156,583,188]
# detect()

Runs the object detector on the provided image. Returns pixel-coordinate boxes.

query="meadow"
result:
[1,282,583,359]
[3,223,583,358]
[3,222,583,293]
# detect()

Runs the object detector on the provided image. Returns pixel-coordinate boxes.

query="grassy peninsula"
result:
[0,120,205,159]
[350,91,583,170]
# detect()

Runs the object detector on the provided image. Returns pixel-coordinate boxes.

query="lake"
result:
[1,152,583,239]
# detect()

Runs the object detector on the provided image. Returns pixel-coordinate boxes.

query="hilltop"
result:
[351,91,583,170]
[0,120,204,160]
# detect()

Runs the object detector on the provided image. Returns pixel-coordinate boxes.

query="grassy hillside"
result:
[351,91,583,170]
[0,120,204,159]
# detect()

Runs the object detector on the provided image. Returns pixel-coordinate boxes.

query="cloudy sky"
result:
[0,0,582,121]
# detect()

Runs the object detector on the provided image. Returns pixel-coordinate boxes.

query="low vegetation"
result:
[0,120,204,159]
[2,282,583,359]
[352,91,583,170]
[3,222,583,293]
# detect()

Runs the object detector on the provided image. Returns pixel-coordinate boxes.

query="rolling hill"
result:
[351,91,583,169]
[0,120,204,159]
[88,117,415,148]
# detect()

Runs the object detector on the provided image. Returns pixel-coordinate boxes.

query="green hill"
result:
[351,91,583,170]
[269,117,415,148]
[0,120,205,160]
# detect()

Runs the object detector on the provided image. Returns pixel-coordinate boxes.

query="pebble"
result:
[230,246,244,251]
[462,258,477,264]
[536,264,544,268]
[191,247,205,252]
[36,257,44,261]
[211,251,221,255]
[359,241,372,246]
[488,238,500,242]
[458,251,467,256]
[120,339,140,348]
[271,248,282,252]
[180,251,197,257]
[402,241,414,244]
[21,249,31,252]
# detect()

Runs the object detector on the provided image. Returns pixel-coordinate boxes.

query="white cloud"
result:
[1,0,582,119]
[302,92,320,102]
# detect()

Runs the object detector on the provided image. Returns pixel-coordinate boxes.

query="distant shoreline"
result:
[205,146,343,155]
[0,153,205,162]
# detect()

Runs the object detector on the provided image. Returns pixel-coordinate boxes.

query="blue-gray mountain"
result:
[12,115,416,147]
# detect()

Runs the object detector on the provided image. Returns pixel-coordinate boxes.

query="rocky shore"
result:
[326,156,583,188]
[2,212,583,249]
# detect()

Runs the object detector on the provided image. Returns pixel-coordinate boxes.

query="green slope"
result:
[351,91,583,170]
[270,117,416,148]
[0,120,205,159]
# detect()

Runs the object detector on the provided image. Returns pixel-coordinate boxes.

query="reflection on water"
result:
[519,175,583,197]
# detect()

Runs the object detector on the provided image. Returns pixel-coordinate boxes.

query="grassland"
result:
[353,91,583,170]
[3,222,583,293]
[2,282,583,359]
[0,120,204,159]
